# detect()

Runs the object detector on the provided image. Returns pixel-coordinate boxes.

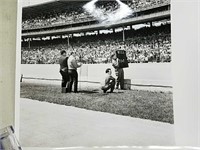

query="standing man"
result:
[101,68,116,93]
[68,52,82,93]
[59,50,69,93]
[111,53,124,90]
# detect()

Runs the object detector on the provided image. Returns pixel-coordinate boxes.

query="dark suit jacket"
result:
[59,56,68,72]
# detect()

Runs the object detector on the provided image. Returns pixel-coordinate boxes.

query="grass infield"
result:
[20,82,174,124]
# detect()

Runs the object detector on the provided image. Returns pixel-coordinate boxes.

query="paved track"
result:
[20,98,175,147]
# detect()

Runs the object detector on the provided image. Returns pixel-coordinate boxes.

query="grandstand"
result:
[21,0,171,64]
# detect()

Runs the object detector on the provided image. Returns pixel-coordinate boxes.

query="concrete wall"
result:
[21,63,172,87]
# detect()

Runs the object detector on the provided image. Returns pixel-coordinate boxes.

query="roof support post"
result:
[130,25,133,30]
[122,26,125,42]
[28,38,31,49]
[150,21,153,27]
[67,34,70,47]
[112,28,115,33]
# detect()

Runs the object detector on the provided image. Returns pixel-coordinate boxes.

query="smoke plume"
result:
[83,0,133,24]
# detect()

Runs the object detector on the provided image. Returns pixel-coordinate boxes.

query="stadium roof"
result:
[22,10,170,38]
[23,0,166,19]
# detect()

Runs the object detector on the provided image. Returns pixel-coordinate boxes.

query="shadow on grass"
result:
[112,91,124,94]
[78,90,99,94]
[78,89,125,94]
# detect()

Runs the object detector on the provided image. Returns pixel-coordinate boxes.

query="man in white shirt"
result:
[67,52,82,93]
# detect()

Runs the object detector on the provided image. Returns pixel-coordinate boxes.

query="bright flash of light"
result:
[83,0,133,24]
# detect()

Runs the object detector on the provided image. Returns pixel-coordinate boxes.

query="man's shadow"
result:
[78,89,124,94]
[78,89,99,94]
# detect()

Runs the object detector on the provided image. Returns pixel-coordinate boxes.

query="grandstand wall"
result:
[21,63,172,87]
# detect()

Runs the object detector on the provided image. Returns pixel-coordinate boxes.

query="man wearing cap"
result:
[101,68,116,93]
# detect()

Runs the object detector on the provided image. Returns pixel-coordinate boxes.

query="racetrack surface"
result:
[20,98,175,147]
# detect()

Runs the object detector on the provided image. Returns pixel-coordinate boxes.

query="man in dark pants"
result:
[101,68,116,93]
[111,54,124,89]
[59,50,69,93]
[67,52,82,93]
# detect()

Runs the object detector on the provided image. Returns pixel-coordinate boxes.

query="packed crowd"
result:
[127,0,170,11]
[22,0,170,30]
[21,45,60,64]
[22,7,91,29]
[21,24,171,64]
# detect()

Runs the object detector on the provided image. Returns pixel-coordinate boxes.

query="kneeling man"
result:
[101,68,116,93]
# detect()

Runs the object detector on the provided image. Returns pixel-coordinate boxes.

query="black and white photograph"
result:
[1,0,200,149]
[19,0,174,148]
